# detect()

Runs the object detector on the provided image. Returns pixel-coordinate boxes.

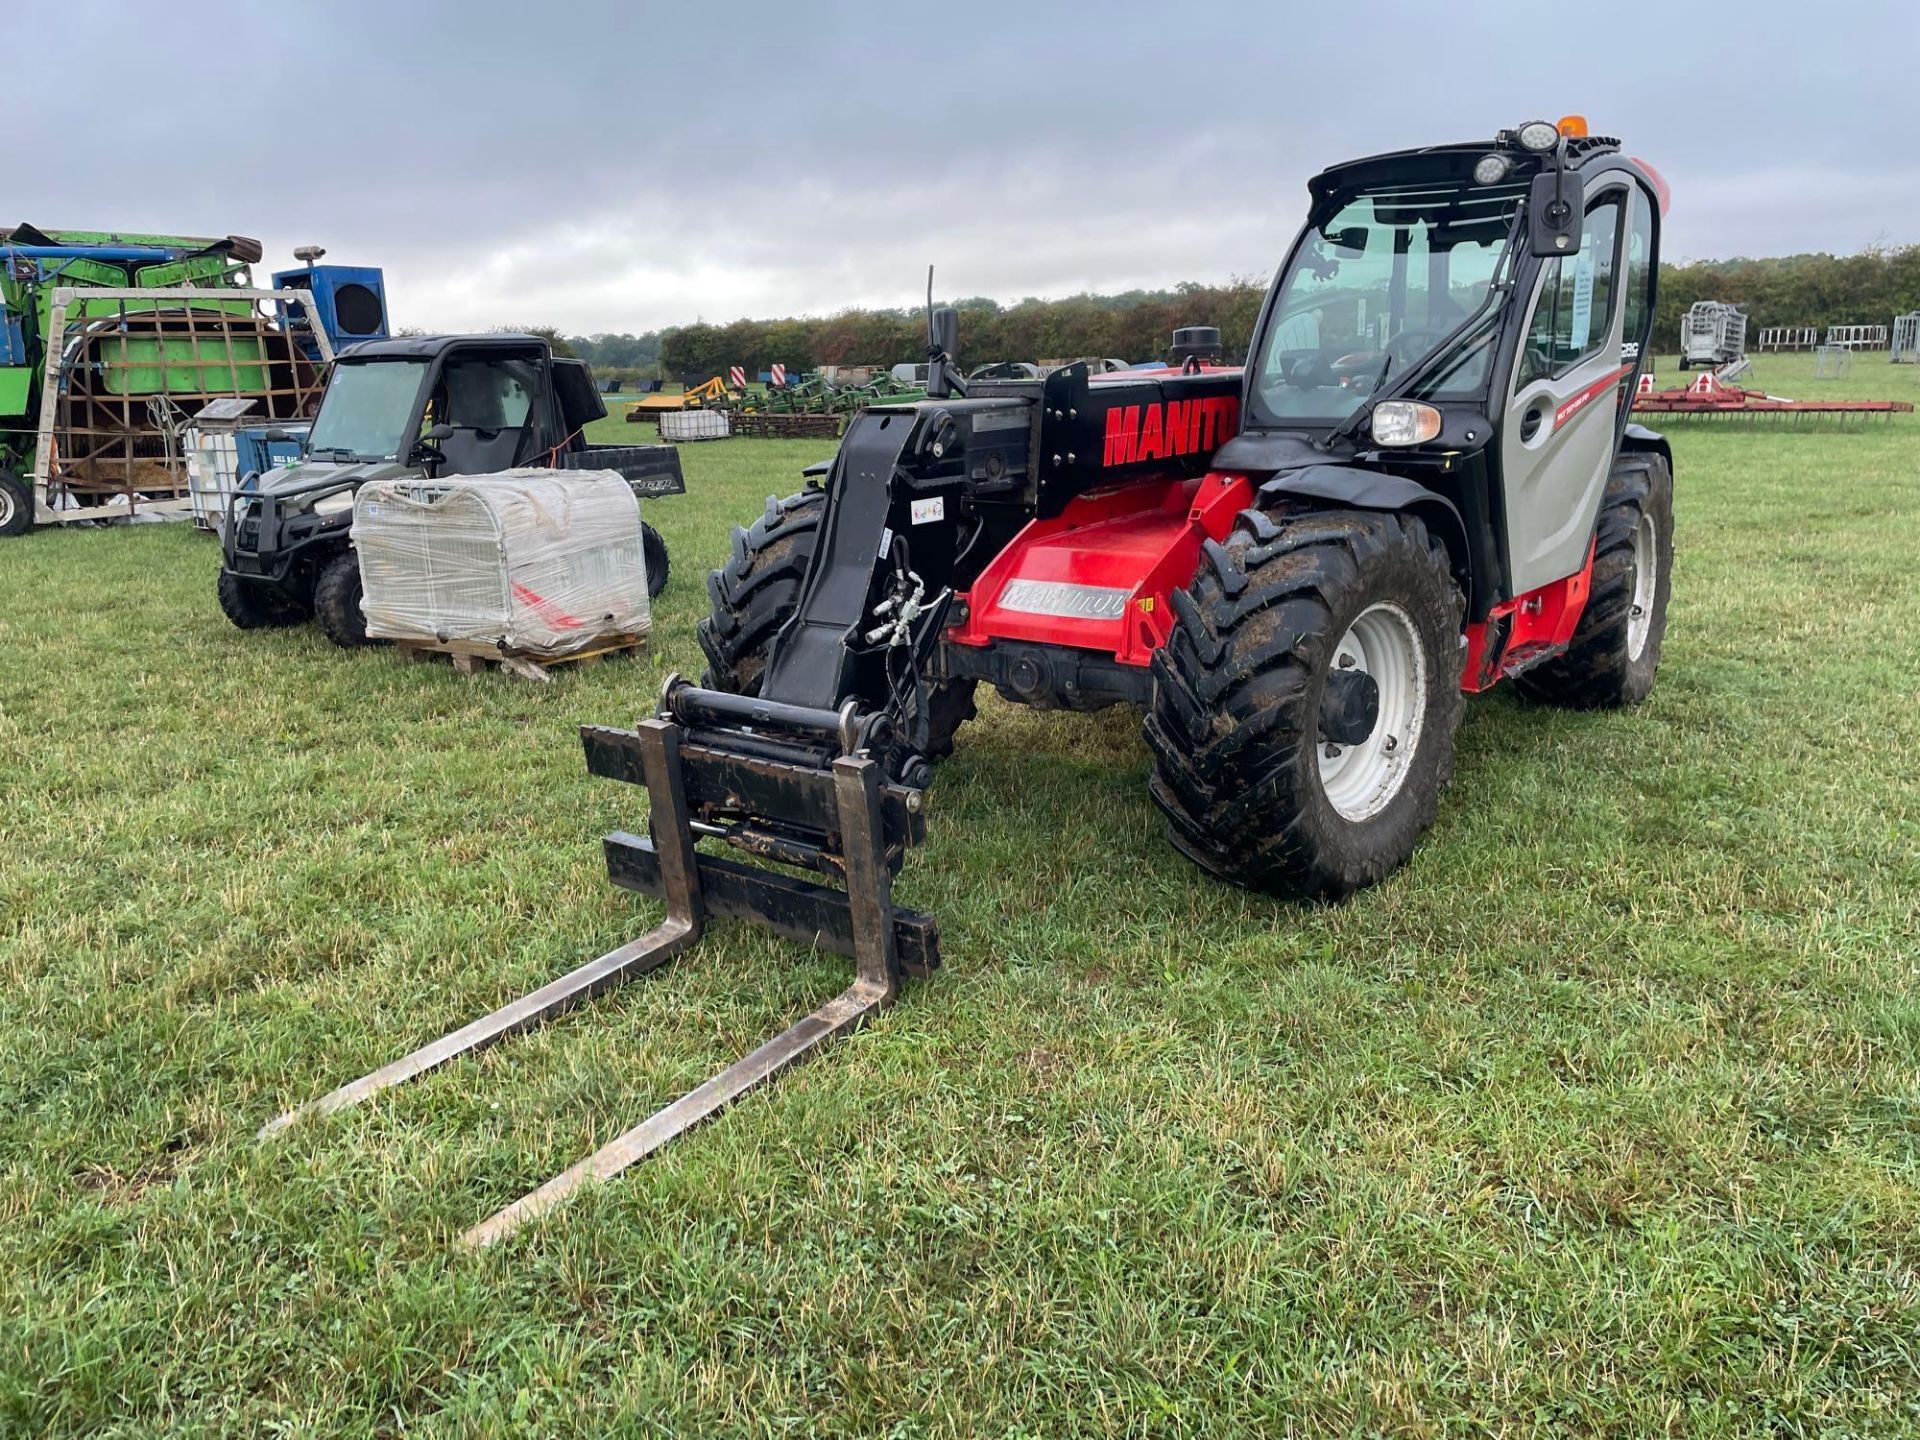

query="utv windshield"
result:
[1249,178,1525,429]
[305,359,428,461]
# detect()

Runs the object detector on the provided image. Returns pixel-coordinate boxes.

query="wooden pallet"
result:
[392,630,649,684]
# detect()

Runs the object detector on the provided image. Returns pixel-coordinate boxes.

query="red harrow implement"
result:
[1633,370,1913,421]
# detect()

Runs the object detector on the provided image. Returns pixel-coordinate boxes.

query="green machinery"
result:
[0,226,334,537]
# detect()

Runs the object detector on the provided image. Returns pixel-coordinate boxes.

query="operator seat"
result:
[438,359,532,474]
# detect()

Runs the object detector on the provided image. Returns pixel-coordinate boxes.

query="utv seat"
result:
[438,426,526,475]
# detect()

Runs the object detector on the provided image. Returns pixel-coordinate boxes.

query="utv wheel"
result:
[0,471,30,537]
[217,567,308,630]
[1144,508,1465,899]
[313,551,375,648]
[1516,452,1673,709]
[641,520,670,599]
[697,483,974,759]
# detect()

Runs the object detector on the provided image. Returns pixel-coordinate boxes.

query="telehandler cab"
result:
[267,120,1676,1245]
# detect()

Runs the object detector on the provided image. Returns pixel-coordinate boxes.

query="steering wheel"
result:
[1384,327,1453,369]
[1280,354,1338,389]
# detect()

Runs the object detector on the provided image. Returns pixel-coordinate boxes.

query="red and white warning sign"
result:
[728,366,746,388]
[770,363,787,386]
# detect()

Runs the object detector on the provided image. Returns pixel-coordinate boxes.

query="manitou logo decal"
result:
[1102,396,1240,467]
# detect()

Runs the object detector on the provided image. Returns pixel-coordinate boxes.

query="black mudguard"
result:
[1256,464,1471,584]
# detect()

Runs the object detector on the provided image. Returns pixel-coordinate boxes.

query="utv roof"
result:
[333,333,550,362]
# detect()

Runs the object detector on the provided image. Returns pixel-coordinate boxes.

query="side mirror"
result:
[929,306,959,359]
[423,422,455,442]
[1526,168,1585,258]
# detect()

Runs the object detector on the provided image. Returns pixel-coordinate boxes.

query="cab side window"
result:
[443,359,536,432]
[1518,192,1626,384]
[1621,196,1655,356]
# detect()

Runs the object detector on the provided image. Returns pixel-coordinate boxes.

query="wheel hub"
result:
[1318,667,1381,746]
[1317,602,1428,823]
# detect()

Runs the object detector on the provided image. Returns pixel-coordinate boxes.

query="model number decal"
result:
[998,578,1131,620]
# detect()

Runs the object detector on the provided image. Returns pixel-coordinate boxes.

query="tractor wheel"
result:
[698,483,974,759]
[0,471,31,537]
[1144,508,1465,900]
[217,568,308,630]
[1517,452,1673,709]
[641,521,670,600]
[313,550,375,648]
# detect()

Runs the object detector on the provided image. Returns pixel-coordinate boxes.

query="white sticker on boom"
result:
[910,496,945,525]
[971,410,1026,433]
[877,526,894,558]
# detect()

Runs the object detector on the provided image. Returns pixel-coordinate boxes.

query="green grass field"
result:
[2,354,1917,1436]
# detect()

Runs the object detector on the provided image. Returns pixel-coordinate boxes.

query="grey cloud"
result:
[8,0,1915,333]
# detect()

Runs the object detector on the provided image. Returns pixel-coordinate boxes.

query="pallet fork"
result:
[260,678,937,1248]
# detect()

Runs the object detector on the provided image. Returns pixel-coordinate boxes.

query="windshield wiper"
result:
[1322,212,1525,450]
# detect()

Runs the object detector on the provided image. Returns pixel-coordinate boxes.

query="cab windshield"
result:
[306,359,428,461]
[1249,179,1525,429]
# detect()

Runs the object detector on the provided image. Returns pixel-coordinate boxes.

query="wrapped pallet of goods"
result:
[351,469,652,671]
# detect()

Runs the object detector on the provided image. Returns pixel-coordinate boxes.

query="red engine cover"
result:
[948,470,1253,666]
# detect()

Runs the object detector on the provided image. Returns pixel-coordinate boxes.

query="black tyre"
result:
[1517,452,1673,709]
[217,567,309,630]
[0,471,31,537]
[641,521,670,599]
[697,484,974,759]
[1145,508,1465,899]
[313,550,375,648]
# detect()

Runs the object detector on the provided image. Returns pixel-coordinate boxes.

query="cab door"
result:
[1498,185,1631,594]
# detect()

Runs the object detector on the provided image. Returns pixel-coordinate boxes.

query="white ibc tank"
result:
[352,469,651,655]
[659,409,729,442]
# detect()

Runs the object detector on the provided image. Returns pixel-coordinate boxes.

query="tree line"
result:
[567,245,1920,381]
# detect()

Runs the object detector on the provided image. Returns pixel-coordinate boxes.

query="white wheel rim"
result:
[0,486,15,529]
[1627,510,1658,661]
[1318,601,1427,823]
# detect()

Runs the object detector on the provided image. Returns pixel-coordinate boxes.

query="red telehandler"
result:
[266,118,1675,1246]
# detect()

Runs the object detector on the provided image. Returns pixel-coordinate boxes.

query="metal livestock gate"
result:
[1825,324,1889,350]
[1892,314,1920,364]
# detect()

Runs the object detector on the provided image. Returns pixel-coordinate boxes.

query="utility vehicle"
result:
[269,119,1676,1246]
[218,334,682,646]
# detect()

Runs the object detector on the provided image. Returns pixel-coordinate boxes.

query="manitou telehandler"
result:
[267,119,1675,1245]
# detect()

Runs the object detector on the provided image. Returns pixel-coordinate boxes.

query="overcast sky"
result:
[9,1,1915,335]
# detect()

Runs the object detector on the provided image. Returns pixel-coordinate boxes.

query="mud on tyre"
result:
[1144,507,1465,899]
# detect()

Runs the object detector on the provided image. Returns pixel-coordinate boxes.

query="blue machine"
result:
[234,423,311,485]
[271,264,389,357]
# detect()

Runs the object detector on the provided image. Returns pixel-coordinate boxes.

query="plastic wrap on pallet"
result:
[352,469,650,656]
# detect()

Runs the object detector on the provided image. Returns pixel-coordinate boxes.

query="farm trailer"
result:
[0,226,355,537]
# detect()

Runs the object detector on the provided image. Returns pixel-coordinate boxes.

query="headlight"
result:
[1370,401,1443,447]
[1516,120,1560,153]
[1473,153,1511,186]
[312,489,356,519]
